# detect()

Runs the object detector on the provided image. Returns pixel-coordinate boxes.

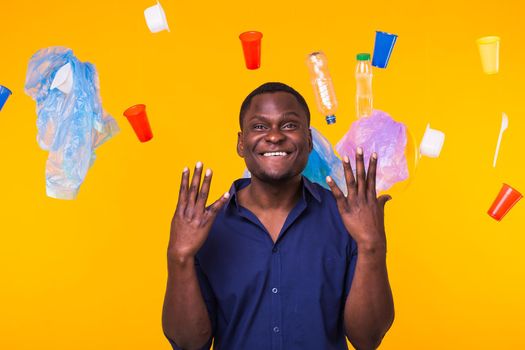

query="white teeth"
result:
[263,152,287,157]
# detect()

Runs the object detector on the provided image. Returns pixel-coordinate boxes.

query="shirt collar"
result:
[226,176,322,211]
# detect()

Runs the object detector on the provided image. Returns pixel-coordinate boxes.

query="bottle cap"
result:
[325,115,336,124]
[356,53,371,61]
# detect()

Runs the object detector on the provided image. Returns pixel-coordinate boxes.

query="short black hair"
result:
[239,82,310,129]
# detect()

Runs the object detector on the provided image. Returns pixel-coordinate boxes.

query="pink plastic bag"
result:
[335,110,408,192]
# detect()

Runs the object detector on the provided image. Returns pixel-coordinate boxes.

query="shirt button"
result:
[272,247,278,253]
[273,326,280,333]
[272,287,278,294]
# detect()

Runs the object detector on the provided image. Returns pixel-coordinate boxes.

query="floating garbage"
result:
[302,127,346,194]
[25,46,119,200]
[476,36,500,75]
[123,104,154,142]
[419,123,445,158]
[355,53,373,118]
[493,112,508,167]
[0,84,12,111]
[336,110,408,192]
[306,51,338,125]
[239,31,263,70]
[50,62,73,94]
[372,31,398,69]
[144,1,170,33]
[488,183,522,221]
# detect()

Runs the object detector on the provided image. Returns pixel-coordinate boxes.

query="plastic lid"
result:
[357,53,371,61]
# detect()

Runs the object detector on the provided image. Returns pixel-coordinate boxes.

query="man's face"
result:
[237,91,313,183]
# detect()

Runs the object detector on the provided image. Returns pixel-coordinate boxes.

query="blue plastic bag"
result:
[302,127,346,194]
[25,47,119,200]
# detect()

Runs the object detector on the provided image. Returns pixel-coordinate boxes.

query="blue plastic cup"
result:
[372,31,398,69]
[0,85,12,111]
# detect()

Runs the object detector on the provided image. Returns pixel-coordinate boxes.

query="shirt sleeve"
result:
[165,257,217,350]
[344,238,359,297]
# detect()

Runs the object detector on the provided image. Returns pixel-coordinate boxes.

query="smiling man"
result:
[162,82,395,350]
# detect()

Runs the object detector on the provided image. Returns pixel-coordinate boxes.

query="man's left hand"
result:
[326,147,391,254]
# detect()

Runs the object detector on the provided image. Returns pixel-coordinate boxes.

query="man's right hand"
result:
[168,162,230,263]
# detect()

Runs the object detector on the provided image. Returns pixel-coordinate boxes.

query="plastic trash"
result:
[372,31,398,69]
[123,104,153,142]
[477,36,500,74]
[306,51,338,125]
[493,112,508,167]
[355,53,373,118]
[0,85,12,111]
[488,183,522,221]
[50,62,73,94]
[336,109,408,192]
[419,123,445,158]
[239,31,263,70]
[302,127,346,194]
[24,46,119,200]
[144,1,170,33]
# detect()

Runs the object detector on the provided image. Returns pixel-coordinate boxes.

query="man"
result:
[162,82,394,350]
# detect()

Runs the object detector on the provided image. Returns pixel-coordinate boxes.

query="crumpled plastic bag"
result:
[242,127,347,194]
[302,127,346,194]
[25,46,119,200]
[335,110,408,192]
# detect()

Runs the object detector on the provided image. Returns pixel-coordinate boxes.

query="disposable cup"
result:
[372,31,398,68]
[0,85,12,111]
[50,63,73,94]
[239,31,263,70]
[487,183,522,221]
[123,104,154,142]
[476,36,500,74]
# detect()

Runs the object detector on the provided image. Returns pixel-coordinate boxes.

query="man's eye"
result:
[283,123,298,129]
[253,124,266,130]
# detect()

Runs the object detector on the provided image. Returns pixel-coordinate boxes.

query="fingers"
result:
[367,152,378,199]
[185,161,203,215]
[355,147,366,197]
[378,194,392,210]
[326,176,348,213]
[342,155,356,199]
[195,168,213,211]
[176,167,190,215]
[206,192,231,218]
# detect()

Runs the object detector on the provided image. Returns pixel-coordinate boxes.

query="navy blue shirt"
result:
[168,177,358,350]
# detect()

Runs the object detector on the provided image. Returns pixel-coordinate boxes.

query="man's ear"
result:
[237,131,244,158]
[308,128,313,152]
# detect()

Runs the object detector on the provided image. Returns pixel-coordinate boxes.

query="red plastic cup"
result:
[123,104,153,143]
[487,183,522,221]
[239,31,263,70]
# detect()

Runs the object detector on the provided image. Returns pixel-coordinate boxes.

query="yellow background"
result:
[1,0,524,348]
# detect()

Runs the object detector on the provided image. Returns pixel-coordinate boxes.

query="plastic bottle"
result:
[355,53,373,118]
[306,51,338,125]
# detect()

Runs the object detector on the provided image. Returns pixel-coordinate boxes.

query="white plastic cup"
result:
[50,63,73,94]
[476,36,500,74]
[420,123,445,158]
[144,1,170,33]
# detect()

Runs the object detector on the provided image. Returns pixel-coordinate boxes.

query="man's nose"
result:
[265,127,285,143]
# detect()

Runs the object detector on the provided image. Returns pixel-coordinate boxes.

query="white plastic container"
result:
[144,1,170,33]
[419,123,445,158]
